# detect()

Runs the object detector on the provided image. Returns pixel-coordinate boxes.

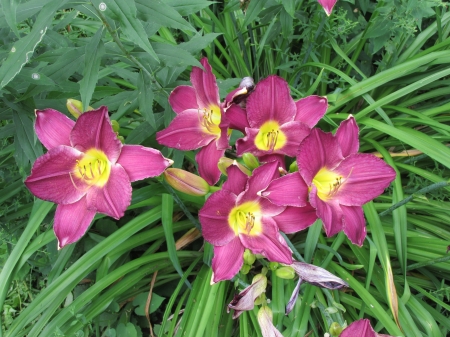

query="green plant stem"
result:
[379,181,450,217]
[93,7,167,97]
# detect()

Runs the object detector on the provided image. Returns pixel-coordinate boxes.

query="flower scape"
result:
[25,57,396,336]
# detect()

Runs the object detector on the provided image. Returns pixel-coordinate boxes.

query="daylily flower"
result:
[231,75,328,166]
[257,306,284,337]
[227,273,267,319]
[261,116,396,246]
[284,261,348,314]
[199,161,306,282]
[156,58,229,185]
[340,319,394,337]
[25,107,172,249]
[318,0,337,16]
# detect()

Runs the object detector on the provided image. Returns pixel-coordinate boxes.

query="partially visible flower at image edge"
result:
[317,0,337,16]
[156,57,229,185]
[340,319,395,337]
[25,107,172,249]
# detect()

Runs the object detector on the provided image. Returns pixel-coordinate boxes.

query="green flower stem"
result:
[379,181,450,217]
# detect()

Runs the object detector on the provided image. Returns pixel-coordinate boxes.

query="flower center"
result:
[312,167,343,201]
[254,121,287,152]
[199,105,221,136]
[72,149,111,187]
[228,201,262,236]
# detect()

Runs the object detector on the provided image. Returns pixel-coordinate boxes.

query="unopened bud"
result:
[163,168,210,196]
[242,153,259,170]
[275,266,295,279]
[218,157,251,176]
[329,322,343,336]
[243,249,256,265]
[66,99,93,118]
[289,160,298,172]
[117,135,125,143]
[241,264,251,275]
[111,120,120,133]
[268,262,279,271]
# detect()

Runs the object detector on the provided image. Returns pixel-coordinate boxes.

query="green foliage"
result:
[0,0,450,336]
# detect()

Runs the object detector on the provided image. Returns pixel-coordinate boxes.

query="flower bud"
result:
[111,120,120,133]
[228,274,267,319]
[268,262,279,271]
[242,153,259,170]
[66,99,93,118]
[241,264,251,275]
[329,321,343,334]
[218,157,251,176]
[275,266,295,279]
[243,249,256,265]
[163,168,210,196]
[257,306,283,337]
[289,160,298,172]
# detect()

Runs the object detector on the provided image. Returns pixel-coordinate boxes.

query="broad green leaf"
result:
[0,0,68,88]
[80,27,105,111]
[137,71,155,129]
[242,0,269,28]
[180,33,222,54]
[12,108,42,167]
[164,0,212,16]
[133,292,165,315]
[92,0,159,62]
[281,0,295,17]
[1,0,19,36]
[153,43,202,68]
[135,0,195,31]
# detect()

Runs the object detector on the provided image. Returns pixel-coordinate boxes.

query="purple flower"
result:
[25,107,172,249]
[227,274,267,319]
[262,116,396,246]
[199,161,296,282]
[156,58,229,185]
[340,319,395,337]
[230,75,328,166]
[257,306,284,337]
[317,0,337,16]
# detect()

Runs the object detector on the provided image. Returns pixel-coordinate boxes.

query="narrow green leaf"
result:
[153,42,202,68]
[12,109,43,166]
[242,0,268,27]
[0,0,68,88]
[137,71,155,129]
[281,0,295,17]
[162,194,189,287]
[92,0,159,62]
[80,27,105,111]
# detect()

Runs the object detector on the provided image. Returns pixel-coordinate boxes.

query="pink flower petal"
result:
[25,146,87,204]
[199,190,237,246]
[85,164,131,219]
[297,128,343,185]
[340,319,380,337]
[222,165,249,196]
[156,110,216,150]
[54,197,96,249]
[117,145,172,182]
[190,58,220,109]
[333,153,396,206]
[212,236,245,282]
[168,85,198,114]
[341,205,366,246]
[240,217,292,264]
[260,173,308,207]
[276,121,311,157]
[235,127,260,156]
[226,104,249,133]
[238,161,279,205]
[35,109,74,150]
[311,190,343,238]
[335,116,359,157]
[257,154,286,170]
[273,205,317,234]
[196,141,224,185]
[317,0,337,16]
[70,107,122,164]
[246,75,296,127]
[294,95,328,128]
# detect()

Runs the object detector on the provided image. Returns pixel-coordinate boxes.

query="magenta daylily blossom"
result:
[156,57,229,185]
[230,75,328,166]
[261,116,396,246]
[318,0,337,16]
[340,319,394,337]
[199,161,317,282]
[25,107,172,249]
